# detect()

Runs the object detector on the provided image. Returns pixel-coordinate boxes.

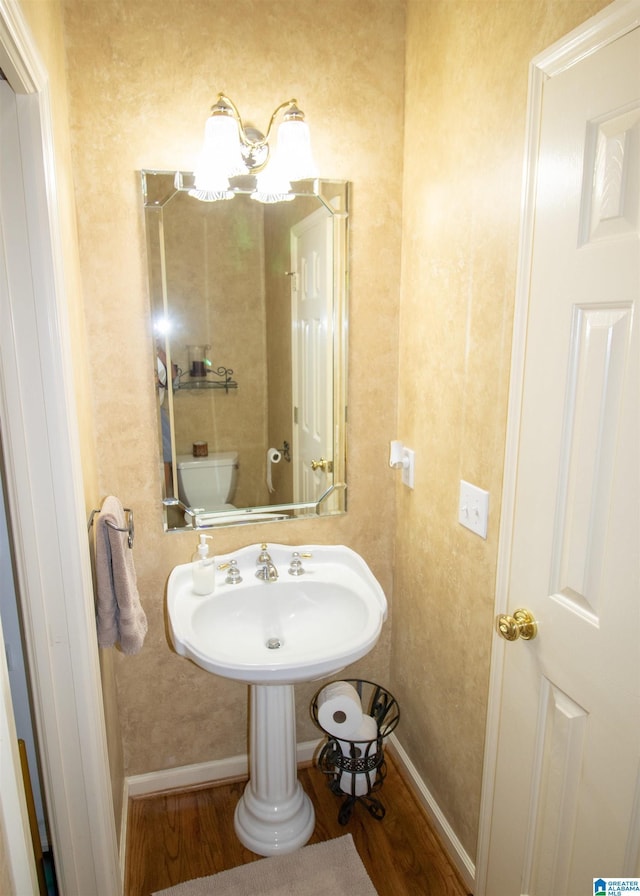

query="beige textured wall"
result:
[392,0,609,861]
[60,0,404,775]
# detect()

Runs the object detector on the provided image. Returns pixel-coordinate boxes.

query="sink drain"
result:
[266,637,283,650]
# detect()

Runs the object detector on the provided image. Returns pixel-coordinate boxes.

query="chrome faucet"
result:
[255,544,278,582]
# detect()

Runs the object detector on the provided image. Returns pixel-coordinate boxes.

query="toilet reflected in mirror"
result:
[176,451,239,512]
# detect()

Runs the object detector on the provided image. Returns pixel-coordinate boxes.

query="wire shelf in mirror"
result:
[176,366,237,392]
[178,380,238,392]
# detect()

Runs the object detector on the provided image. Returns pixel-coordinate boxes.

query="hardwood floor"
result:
[125,749,472,895]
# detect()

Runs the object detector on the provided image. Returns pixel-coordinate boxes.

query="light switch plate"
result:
[402,448,415,489]
[458,480,489,538]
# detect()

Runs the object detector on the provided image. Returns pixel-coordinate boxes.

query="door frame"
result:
[0,1,120,892]
[475,2,640,892]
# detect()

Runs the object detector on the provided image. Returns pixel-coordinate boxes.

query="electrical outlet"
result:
[458,480,489,538]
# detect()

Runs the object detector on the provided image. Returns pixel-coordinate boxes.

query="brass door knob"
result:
[496,608,538,641]
[310,457,333,472]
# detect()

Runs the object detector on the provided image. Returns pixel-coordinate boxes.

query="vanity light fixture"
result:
[192,93,318,203]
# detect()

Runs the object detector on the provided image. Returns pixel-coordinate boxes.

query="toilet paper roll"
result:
[338,713,378,796]
[266,447,282,494]
[316,681,363,739]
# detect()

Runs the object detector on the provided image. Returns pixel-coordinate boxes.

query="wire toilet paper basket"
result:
[311,679,400,824]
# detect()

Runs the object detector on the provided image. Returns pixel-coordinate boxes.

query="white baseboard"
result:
[388,733,475,893]
[118,739,324,885]
[124,737,323,798]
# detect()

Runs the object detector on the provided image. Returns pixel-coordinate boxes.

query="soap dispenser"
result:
[191,534,215,595]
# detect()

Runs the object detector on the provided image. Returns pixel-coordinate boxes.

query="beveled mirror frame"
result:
[141,172,349,530]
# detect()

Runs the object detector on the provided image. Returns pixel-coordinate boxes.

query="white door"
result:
[479,11,640,896]
[291,206,334,503]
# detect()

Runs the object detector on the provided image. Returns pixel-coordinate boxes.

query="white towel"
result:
[95,496,147,654]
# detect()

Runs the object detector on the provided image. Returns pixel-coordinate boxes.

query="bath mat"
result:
[152,834,378,896]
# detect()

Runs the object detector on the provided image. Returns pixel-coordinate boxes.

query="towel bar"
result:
[88,507,134,548]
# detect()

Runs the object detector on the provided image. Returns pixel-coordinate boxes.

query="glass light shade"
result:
[252,161,294,204]
[193,113,246,194]
[188,188,234,202]
[275,118,318,181]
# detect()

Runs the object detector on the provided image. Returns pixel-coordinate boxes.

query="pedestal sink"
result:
[167,543,387,856]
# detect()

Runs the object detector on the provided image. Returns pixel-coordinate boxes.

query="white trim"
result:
[475,3,640,894]
[0,2,121,893]
[388,734,475,893]
[125,755,249,801]
[124,738,323,799]
[532,0,640,76]
[0,0,45,93]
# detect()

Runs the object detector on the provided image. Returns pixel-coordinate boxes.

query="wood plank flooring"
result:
[125,749,472,895]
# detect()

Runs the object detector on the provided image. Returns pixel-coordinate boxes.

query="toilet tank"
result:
[176,451,239,509]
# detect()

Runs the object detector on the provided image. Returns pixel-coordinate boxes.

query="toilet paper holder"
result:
[278,440,291,462]
[311,679,400,825]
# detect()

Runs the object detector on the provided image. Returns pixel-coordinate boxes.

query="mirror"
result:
[141,172,349,530]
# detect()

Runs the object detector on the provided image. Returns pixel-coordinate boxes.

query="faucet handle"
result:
[226,560,243,584]
[218,559,243,584]
[288,550,312,576]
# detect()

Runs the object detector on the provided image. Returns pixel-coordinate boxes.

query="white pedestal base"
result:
[234,684,315,856]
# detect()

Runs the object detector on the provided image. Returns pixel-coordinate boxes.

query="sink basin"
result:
[167,543,387,857]
[167,543,387,684]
